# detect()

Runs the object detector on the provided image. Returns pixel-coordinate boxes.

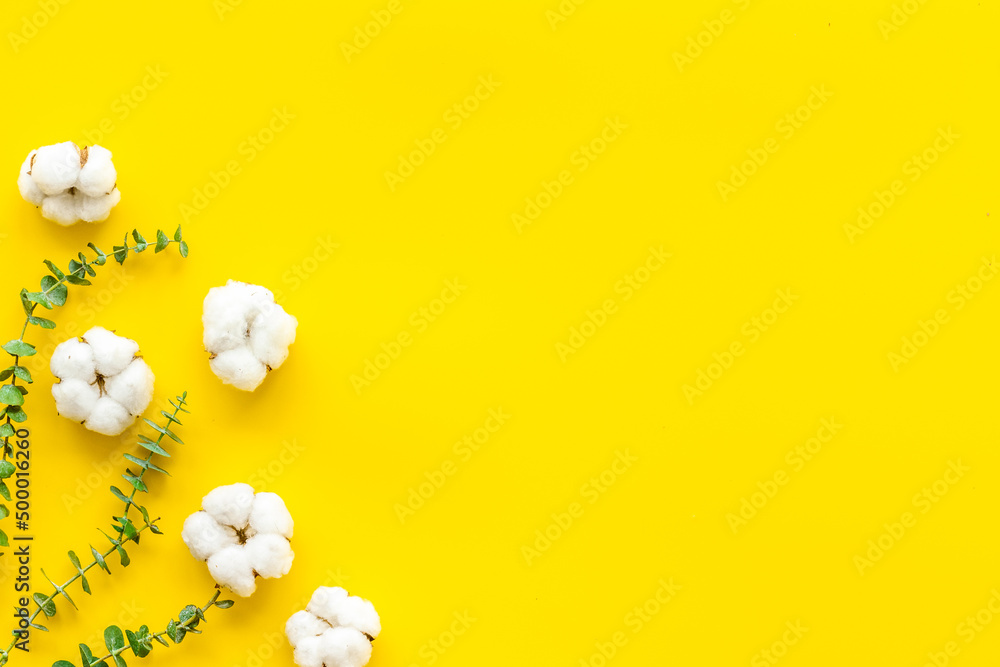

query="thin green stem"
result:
[0,393,186,666]
[93,590,224,664]
[1,239,180,463]
[0,523,156,664]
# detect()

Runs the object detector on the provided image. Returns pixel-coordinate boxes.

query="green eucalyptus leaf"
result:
[34,592,56,617]
[0,480,11,501]
[91,546,111,574]
[43,260,66,280]
[7,406,27,422]
[154,230,169,253]
[1,384,24,406]
[116,544,130,567]
[0,505,8,520]
[215,599,235,609]
[88,243,108,265]
[0,424,12,438]
[173,225,183,242]
[142,419,183,444]
[3,340,36,357]
[0,528,7,547]
[27,316,56,329]
[65,274,92,286]
[0,461,16,478]
[109,486,132,506]
[136,435,169,457]
[131,230,147,251]
[39,275,68,306]
[53,661,76,667]
[179,241,189,258]
[122,473,147,493]
[126,629,150,658]
[104,625,125,652]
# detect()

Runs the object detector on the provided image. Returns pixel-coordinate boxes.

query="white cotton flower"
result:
[203,280,298,391]
[287,588,381,667]
[182,484,295,597]
[50,327,154,436]
[17,142,120,225]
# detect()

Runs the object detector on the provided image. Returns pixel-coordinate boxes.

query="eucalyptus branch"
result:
[59,589,235,667]
[0,393,190,667]
[0,228,189,547]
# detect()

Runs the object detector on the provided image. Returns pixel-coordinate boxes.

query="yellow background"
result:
[0,0,998,665]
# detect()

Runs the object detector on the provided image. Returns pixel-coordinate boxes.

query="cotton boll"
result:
[77,190,119,223]
[51,379,100,422]
[209,347,268,392]
[18,153,45,206]
[250,309,298,369]
[286,611,330,647]
[202,483,255,528]
[18,171,45,207]
[41,193,79,226]
[292,636,327,667]
[336,596,381,639]
[207,545,257,597]
[323,626,373,667]
[182,511,239,561]
[83,327,139,376]
[203,281,298,391]
[50,328,152,435]
[32,142,81,194]
[104,359,154,415]
[77,145,116,196]
[85,397,132,436]
[289,590,380,667]
[249,492,294,538]
[308,587,349,625]
[244,533,294,579]
[50,339,97,383]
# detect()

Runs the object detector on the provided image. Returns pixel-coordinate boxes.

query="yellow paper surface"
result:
[0,1,998,665]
